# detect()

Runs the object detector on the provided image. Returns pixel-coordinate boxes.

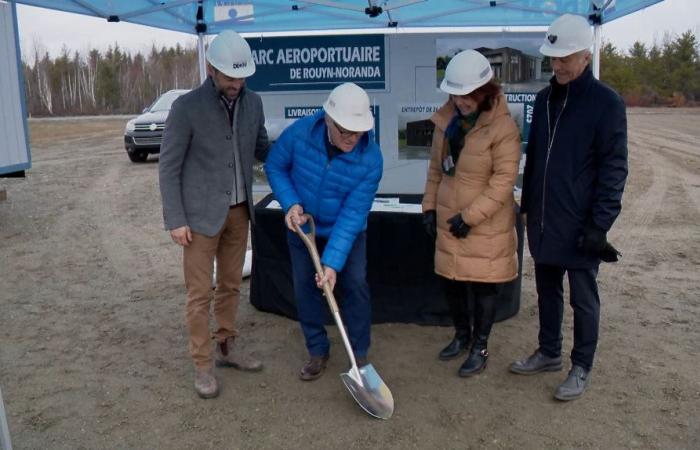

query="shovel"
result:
[293,215,394,420]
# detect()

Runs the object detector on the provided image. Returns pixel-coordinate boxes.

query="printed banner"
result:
[504,92,536,145]
[397,103,442,160]
[245,35,386,92]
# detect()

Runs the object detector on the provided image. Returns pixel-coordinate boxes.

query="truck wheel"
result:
[128,150,149,163]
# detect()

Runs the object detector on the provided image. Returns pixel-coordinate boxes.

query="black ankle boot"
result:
[458,347,488,377]
[438,331,470,361]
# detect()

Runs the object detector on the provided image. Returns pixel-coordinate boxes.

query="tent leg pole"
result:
[592,23,601,79]
[0,386,12,450]
[198,33,207,83]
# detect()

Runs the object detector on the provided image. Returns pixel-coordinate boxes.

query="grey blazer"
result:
[159,78,269,236]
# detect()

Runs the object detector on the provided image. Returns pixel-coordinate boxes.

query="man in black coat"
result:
[510,14,628,401]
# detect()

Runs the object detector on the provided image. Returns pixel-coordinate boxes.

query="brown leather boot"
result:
[214,337,263,372]
[299,355,329,381]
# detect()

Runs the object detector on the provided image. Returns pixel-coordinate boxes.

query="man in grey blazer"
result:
[159,30,269,399]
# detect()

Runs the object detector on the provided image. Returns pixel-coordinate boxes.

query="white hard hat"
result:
[323,83,374,132]
[440,50,493,96]
[206,30,255,78]
[539,14,593,58]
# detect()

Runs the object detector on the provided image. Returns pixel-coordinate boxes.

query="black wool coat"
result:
[520,67,628,269]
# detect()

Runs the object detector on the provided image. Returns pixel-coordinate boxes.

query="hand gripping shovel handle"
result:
[292,216,336,310]
[292,215,358,369]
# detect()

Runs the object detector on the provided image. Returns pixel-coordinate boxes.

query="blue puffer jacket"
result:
[520,68,628,269]
[264,111,383,271]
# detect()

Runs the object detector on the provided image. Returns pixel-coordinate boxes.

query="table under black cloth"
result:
[250,193,524,326]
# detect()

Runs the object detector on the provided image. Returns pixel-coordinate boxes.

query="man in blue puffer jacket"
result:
[265,83,383,381]
[510,15,628,401]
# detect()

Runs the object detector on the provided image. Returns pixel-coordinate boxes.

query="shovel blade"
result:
[340,364,394,419]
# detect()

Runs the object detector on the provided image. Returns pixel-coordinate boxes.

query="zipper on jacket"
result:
[541,85,569,234]
[315,146,332,216]
[316,125,349,216]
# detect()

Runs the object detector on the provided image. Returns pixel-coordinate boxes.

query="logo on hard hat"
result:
[232,61,247,69]
[547,34,558,44]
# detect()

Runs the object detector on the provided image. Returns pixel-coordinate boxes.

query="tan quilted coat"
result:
[422,94,521,282]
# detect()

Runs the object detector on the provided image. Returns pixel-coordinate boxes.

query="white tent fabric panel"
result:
[0,1,31,175]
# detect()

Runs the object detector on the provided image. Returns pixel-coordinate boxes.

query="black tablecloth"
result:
[250,193,523,326]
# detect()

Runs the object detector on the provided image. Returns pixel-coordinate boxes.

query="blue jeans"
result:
[287,231,371,359]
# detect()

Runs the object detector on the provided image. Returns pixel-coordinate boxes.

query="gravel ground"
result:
[1,109,699,449]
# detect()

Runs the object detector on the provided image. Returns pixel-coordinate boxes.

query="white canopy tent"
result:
[12,0,664,80]
[2,0,665,176]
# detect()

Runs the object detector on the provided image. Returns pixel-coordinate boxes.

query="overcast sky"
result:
[15,0,700,61]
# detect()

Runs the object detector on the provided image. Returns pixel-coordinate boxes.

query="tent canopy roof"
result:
[13,0,663,35]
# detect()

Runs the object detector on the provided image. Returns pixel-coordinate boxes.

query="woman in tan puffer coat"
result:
[422,50,521,377]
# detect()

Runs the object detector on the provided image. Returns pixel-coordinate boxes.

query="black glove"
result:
[578,223,621,263]
[579,224,607,255]
[599,241,622,263]
[447,213,471,239]
[422,210,437,239]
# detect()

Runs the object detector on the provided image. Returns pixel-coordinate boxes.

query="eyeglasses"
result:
[331,120,363,138]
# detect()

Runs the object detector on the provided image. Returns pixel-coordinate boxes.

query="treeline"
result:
[23,43,199,116]
[601,31,700,106]
[21,30,700,116]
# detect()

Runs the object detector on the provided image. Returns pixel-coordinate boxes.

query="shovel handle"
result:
[292,214,361,371]
[292,215,340,315]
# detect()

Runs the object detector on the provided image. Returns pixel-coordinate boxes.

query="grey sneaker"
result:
[509,350,563,375]
[554,365,590,401]
[194,368,219,399]
[214,337,263,372]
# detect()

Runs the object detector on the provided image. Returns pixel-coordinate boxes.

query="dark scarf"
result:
[443,110,480,175]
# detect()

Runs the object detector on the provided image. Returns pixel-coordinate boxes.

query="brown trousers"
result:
[183,203,249,370]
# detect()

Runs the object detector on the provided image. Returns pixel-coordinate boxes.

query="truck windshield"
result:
[149,91,186,112]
